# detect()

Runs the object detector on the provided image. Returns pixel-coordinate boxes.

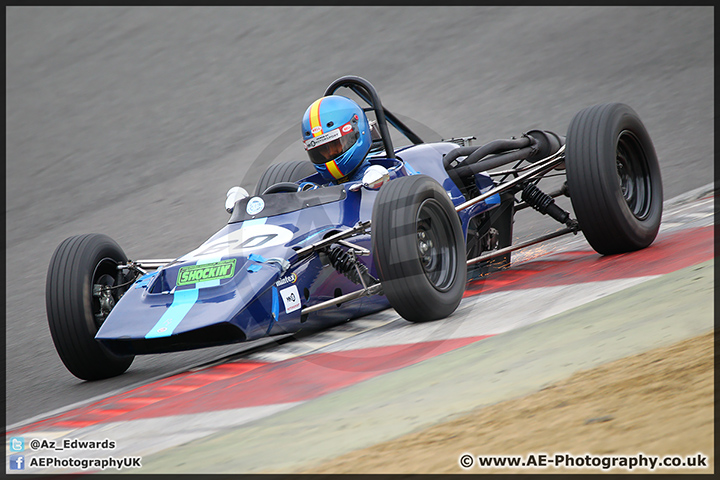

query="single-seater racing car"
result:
[46,75,663,380]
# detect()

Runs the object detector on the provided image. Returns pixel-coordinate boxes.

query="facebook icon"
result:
[9,455,25,470]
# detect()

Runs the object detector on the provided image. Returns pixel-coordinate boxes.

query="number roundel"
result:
[184,224,294,260]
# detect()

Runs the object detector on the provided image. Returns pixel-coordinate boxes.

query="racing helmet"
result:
[301,95,371,182]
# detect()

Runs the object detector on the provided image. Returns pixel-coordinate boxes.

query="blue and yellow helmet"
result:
[301,95,371,183]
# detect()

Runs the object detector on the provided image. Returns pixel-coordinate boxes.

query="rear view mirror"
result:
[361,165,390,190]
[225,186,249,213]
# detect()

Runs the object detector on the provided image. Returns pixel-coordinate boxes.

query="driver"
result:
[301,95,373,184]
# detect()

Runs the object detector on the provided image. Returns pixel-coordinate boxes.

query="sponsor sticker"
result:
[275,272,298,287]
[177,259,237,286]
[311,125,323,135]
[280,285,301,313]
[304,128,341,150]
[342,123,352,133]
[246,197,265,215]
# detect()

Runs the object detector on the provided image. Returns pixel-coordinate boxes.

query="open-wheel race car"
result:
[46,75,663,380]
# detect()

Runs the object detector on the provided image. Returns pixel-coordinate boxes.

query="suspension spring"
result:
[521,183,576,229]
[328,246,370,285]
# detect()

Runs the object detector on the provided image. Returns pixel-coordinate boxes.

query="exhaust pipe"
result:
[525,130,565,168]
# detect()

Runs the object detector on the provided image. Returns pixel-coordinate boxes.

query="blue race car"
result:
[46,75,663,380]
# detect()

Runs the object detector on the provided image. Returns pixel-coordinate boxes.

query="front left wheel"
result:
[46,234,135,380]
[372,175,467,322]
[254,161,316,196]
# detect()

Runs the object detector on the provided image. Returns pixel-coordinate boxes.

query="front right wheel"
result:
[565,103,663,255]
[46,234,135,380]
[372,175,467,322]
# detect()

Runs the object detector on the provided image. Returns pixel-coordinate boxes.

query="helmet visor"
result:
[305,120,359,165]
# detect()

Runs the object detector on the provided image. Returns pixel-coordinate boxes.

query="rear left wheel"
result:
[565,103,663,254]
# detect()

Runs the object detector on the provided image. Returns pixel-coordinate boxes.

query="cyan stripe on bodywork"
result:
[195,256,224,289]
[145,256,221,338]
[144,217,269,339]
[266,286,280,334]
[144,288,200,338]
[243,218,268,227]
[404,162,419,174]
[478,183,501,205]
[134,272,157,289]
[298,226,335,246]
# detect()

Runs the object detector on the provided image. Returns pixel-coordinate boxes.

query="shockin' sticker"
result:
[280,285,301,314]
[177,259,237,286]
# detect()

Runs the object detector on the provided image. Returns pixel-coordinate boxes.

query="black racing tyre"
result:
[254,161,316,196]
[46,234,135,380]
[372,174,467,322]
[262,182,301,195]
[565,103,663,255]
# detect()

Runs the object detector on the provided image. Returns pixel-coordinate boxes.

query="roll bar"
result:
[324,75,424,159]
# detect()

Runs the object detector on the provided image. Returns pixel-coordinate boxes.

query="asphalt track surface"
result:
[5,7,714,425]
[5,195,714,473]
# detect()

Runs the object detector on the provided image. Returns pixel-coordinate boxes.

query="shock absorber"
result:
[328,245,371,286]
[521,183,577,230]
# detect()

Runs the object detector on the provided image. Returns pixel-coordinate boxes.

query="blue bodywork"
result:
[96,142,501,356]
